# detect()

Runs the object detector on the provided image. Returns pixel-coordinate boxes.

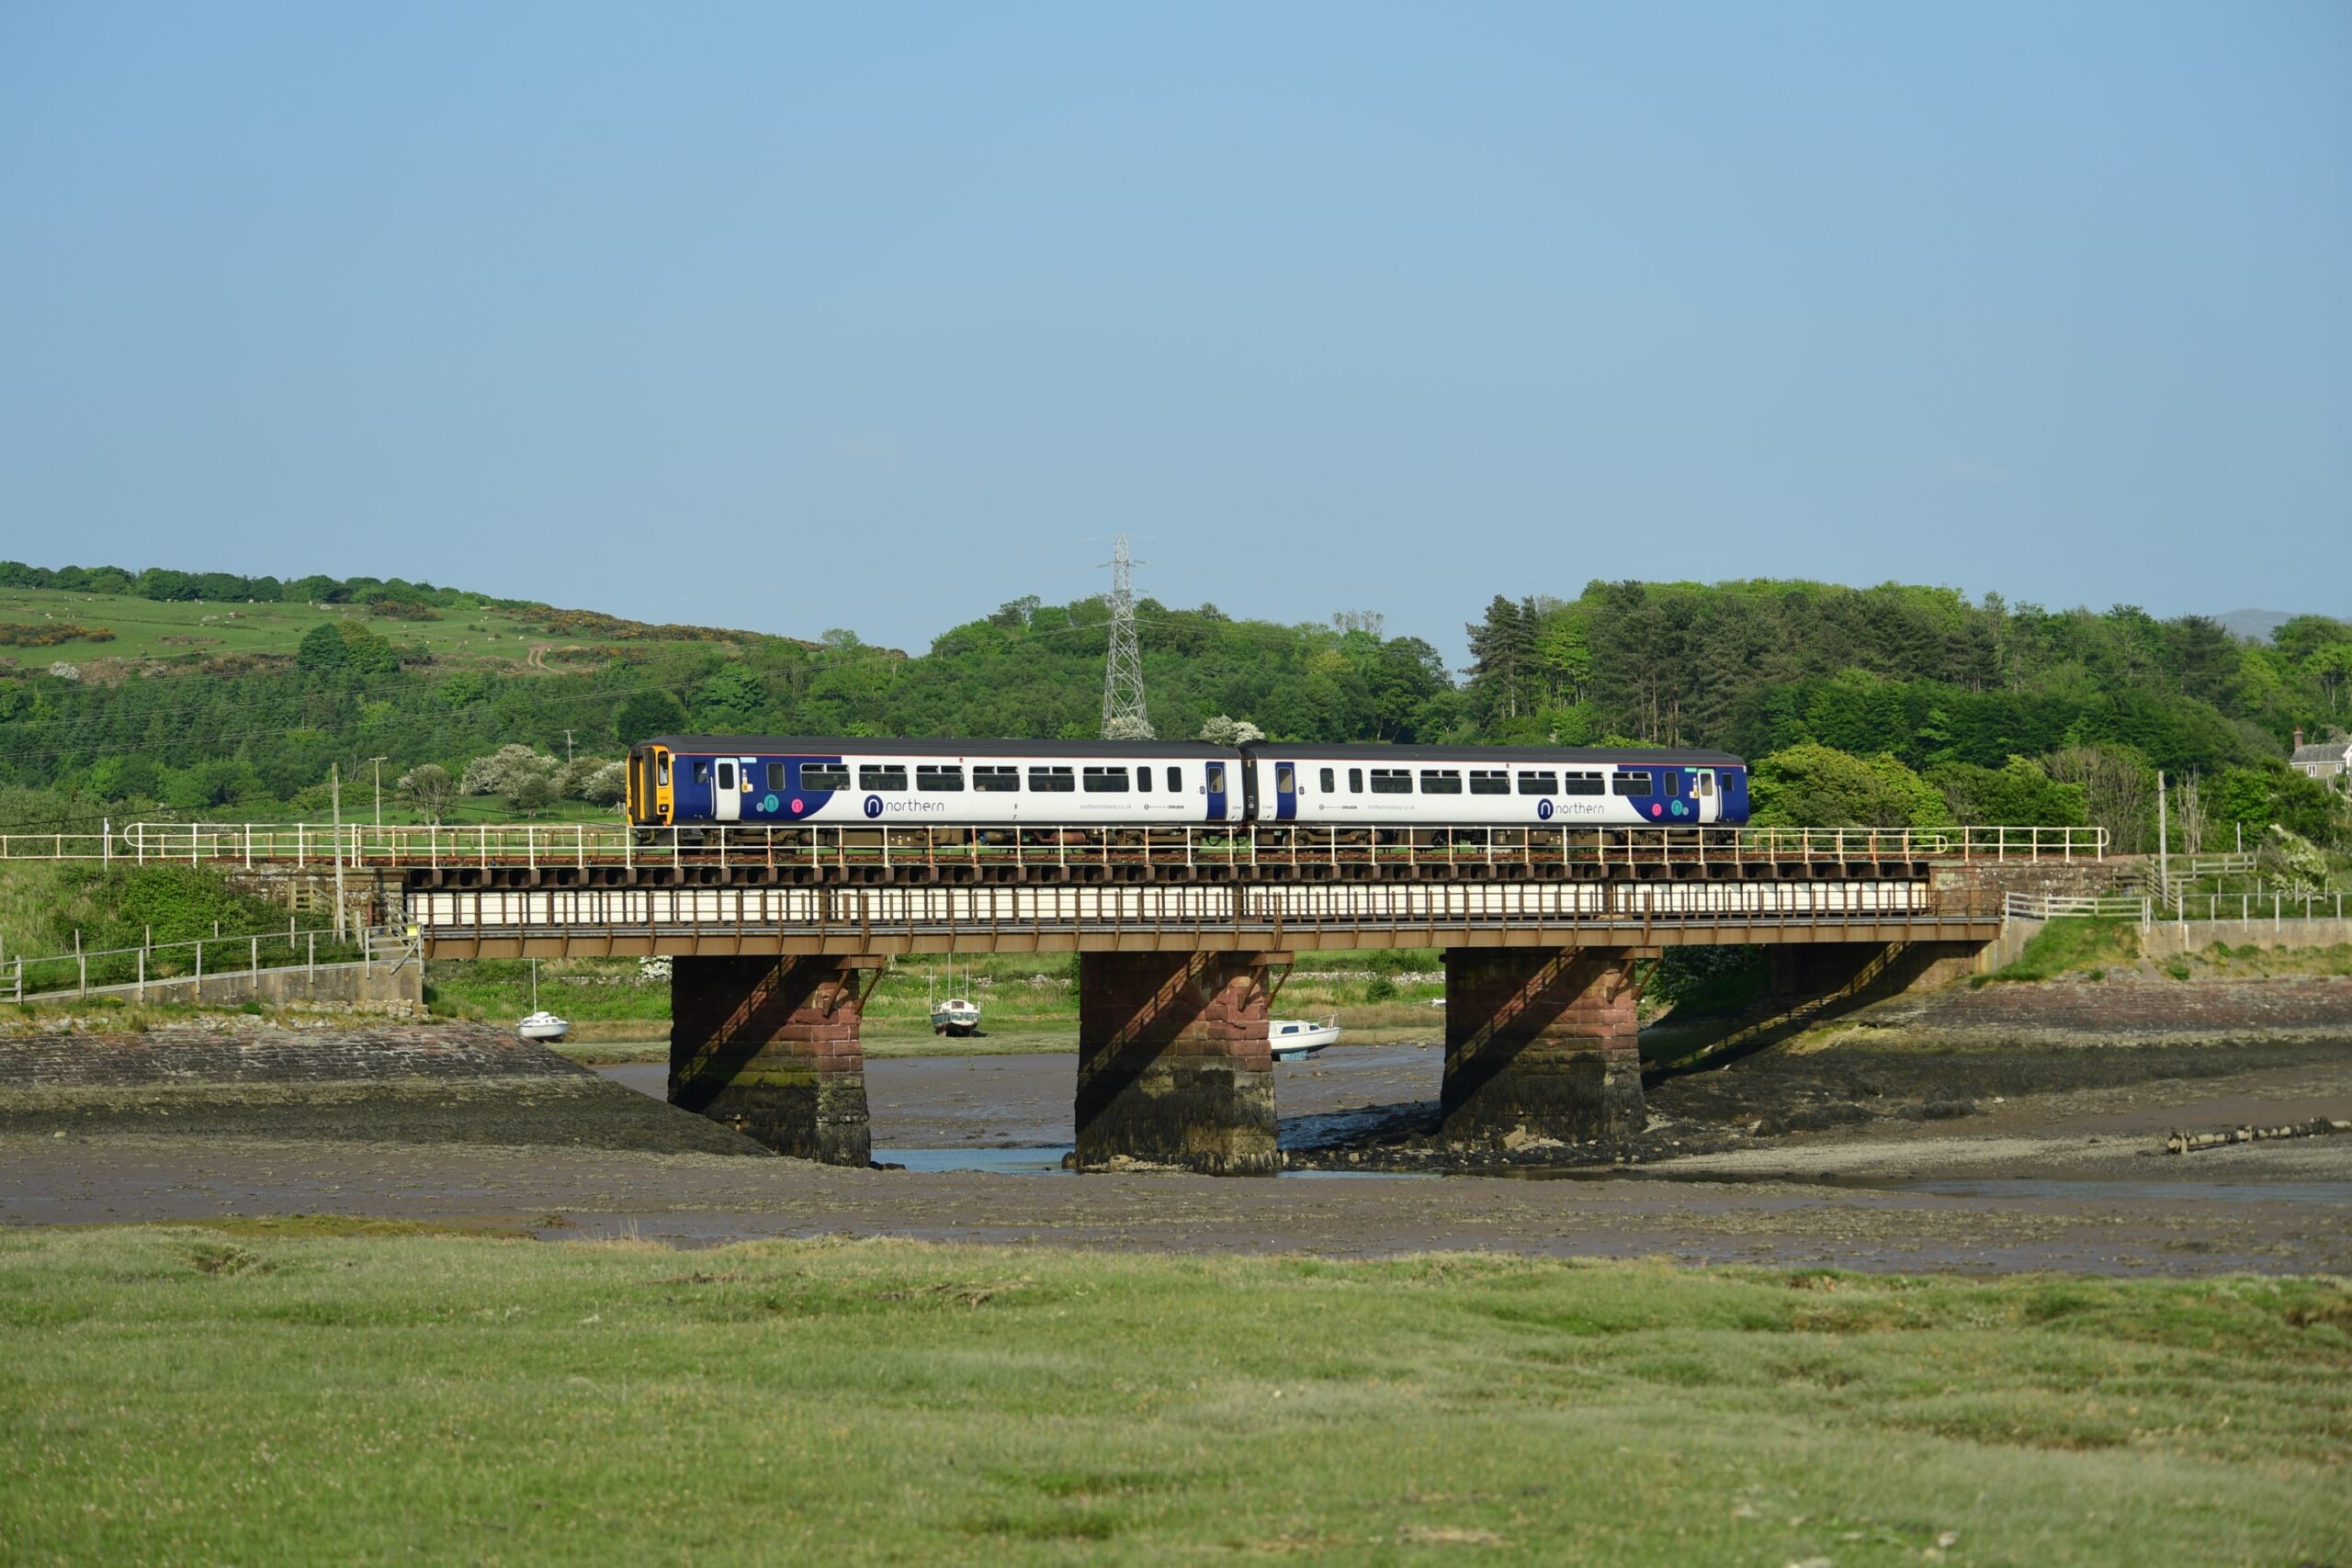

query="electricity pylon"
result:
[1100,535,1152,739]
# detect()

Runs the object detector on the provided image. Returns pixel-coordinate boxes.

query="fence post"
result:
[76,931,84,998]
[194,938,201,1001]
[137,946,144,1003]
[308,931,315,983]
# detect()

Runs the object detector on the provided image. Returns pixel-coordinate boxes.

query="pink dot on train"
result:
[790,798,804,814]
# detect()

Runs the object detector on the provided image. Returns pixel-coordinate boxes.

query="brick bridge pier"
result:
[664,943,1672,1170]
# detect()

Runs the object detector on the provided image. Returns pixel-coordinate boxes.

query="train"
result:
[624,736,1750,830]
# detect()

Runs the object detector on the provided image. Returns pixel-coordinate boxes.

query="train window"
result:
[1319,767,1335,793]
[1419,769,1463,794]
[1349,768,1363,794]
[1030,766,1076,793]
[1082,766,1130,793]
[800,763,850,791]
[1275,764,1295,794]
[916,764,965,792]
[1611,771,1653,797]
[1469,770,1509,795]
[1563,772,1604,795]
[859,764,908,792]
[1204,762,1224,794]
[692,761,711,785]
[765,762,785,791]
[1167,766,1182,792]
[1518,771,1557,795]
[1369,769,1411,795]
[973,766,1019,792]
[656,754,671,786]
[1697,771,1715,797]
[716,761,736,790]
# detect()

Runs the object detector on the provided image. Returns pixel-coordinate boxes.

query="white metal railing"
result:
[2006,890,2348,924]
[2003,893,2154,921]
[0,820,2111,870]
[1,922,375,1004]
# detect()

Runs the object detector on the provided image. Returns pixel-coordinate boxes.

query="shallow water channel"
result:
[595,1052,2352,1203]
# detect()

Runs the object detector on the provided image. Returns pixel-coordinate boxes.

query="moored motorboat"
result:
[931,997,982,1036]
[1269,1017,1340,1060]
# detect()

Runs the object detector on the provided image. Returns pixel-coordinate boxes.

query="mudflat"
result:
[3,1025,2346,1275]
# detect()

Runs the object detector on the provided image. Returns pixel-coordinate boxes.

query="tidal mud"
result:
[4,1022,2348,1275]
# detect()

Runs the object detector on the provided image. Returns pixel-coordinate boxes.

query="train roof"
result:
[642,735,1743,766]
[642,735,1238,759]
[1238,742,1746,766]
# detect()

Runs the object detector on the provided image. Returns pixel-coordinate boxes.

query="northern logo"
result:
[1536,798,1554,821]
[864,795,884,819]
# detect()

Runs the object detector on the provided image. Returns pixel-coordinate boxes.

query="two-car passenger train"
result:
[624,736,1750,830]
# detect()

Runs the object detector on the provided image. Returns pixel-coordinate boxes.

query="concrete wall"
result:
[2139,918,2352,958]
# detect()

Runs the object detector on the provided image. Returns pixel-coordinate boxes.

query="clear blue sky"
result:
[4,2,2346,658]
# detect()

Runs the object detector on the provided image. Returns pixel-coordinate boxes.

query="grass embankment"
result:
[1980,916,2143,985]
[1,1231,2345,1563]
[1976,917,2352,987]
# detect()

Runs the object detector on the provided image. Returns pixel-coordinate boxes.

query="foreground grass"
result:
[1,1233,2346,1564]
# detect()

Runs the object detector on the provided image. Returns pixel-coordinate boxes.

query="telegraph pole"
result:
[562,728,576,764]
[1099,535,1151,739]
[330,763,347,943]
[369,755,388,828]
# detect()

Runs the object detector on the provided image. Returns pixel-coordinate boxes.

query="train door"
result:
[1693,768,1720,824]
[713,758,742,822]
[1273,760,1298,821]
[1204,760,1228,821]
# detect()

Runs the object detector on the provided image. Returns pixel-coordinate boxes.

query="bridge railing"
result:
[0,820,2109,870]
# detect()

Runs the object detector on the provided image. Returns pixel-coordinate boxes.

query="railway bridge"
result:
[21,820,2113,1173]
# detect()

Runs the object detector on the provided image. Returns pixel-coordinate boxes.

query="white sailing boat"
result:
[928,966,982,1037]
[516,958,571,1043]
[1269,1016,1341,1060]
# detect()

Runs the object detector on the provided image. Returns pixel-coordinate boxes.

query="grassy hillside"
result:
[0,585,778,675]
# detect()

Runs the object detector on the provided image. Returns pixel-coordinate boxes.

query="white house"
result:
[2290,728,2352,784]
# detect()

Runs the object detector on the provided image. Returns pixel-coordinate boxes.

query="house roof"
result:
[2291,739,2352,764]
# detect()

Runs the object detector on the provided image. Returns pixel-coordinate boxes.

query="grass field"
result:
[0,1228,2344,1564]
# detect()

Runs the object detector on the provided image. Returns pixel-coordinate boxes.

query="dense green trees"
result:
[2,570,2346,846]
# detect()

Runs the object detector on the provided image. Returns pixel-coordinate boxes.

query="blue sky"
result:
[3,2,2346,658]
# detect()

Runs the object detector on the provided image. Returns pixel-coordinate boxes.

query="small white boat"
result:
[931,998,982,1036]
[516,960,571,1042]
[1269,1017,1340,1060]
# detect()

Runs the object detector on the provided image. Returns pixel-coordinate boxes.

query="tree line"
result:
[0,558,531,610]
[0,573,2345,852]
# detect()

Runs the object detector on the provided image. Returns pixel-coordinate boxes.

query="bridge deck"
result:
[405,878,2000,957]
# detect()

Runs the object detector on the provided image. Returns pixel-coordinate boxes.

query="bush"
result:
[1749,744,1951,829]
[460,745,558,798]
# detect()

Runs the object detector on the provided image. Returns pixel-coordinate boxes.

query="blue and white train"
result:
[625,737,1750,829]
